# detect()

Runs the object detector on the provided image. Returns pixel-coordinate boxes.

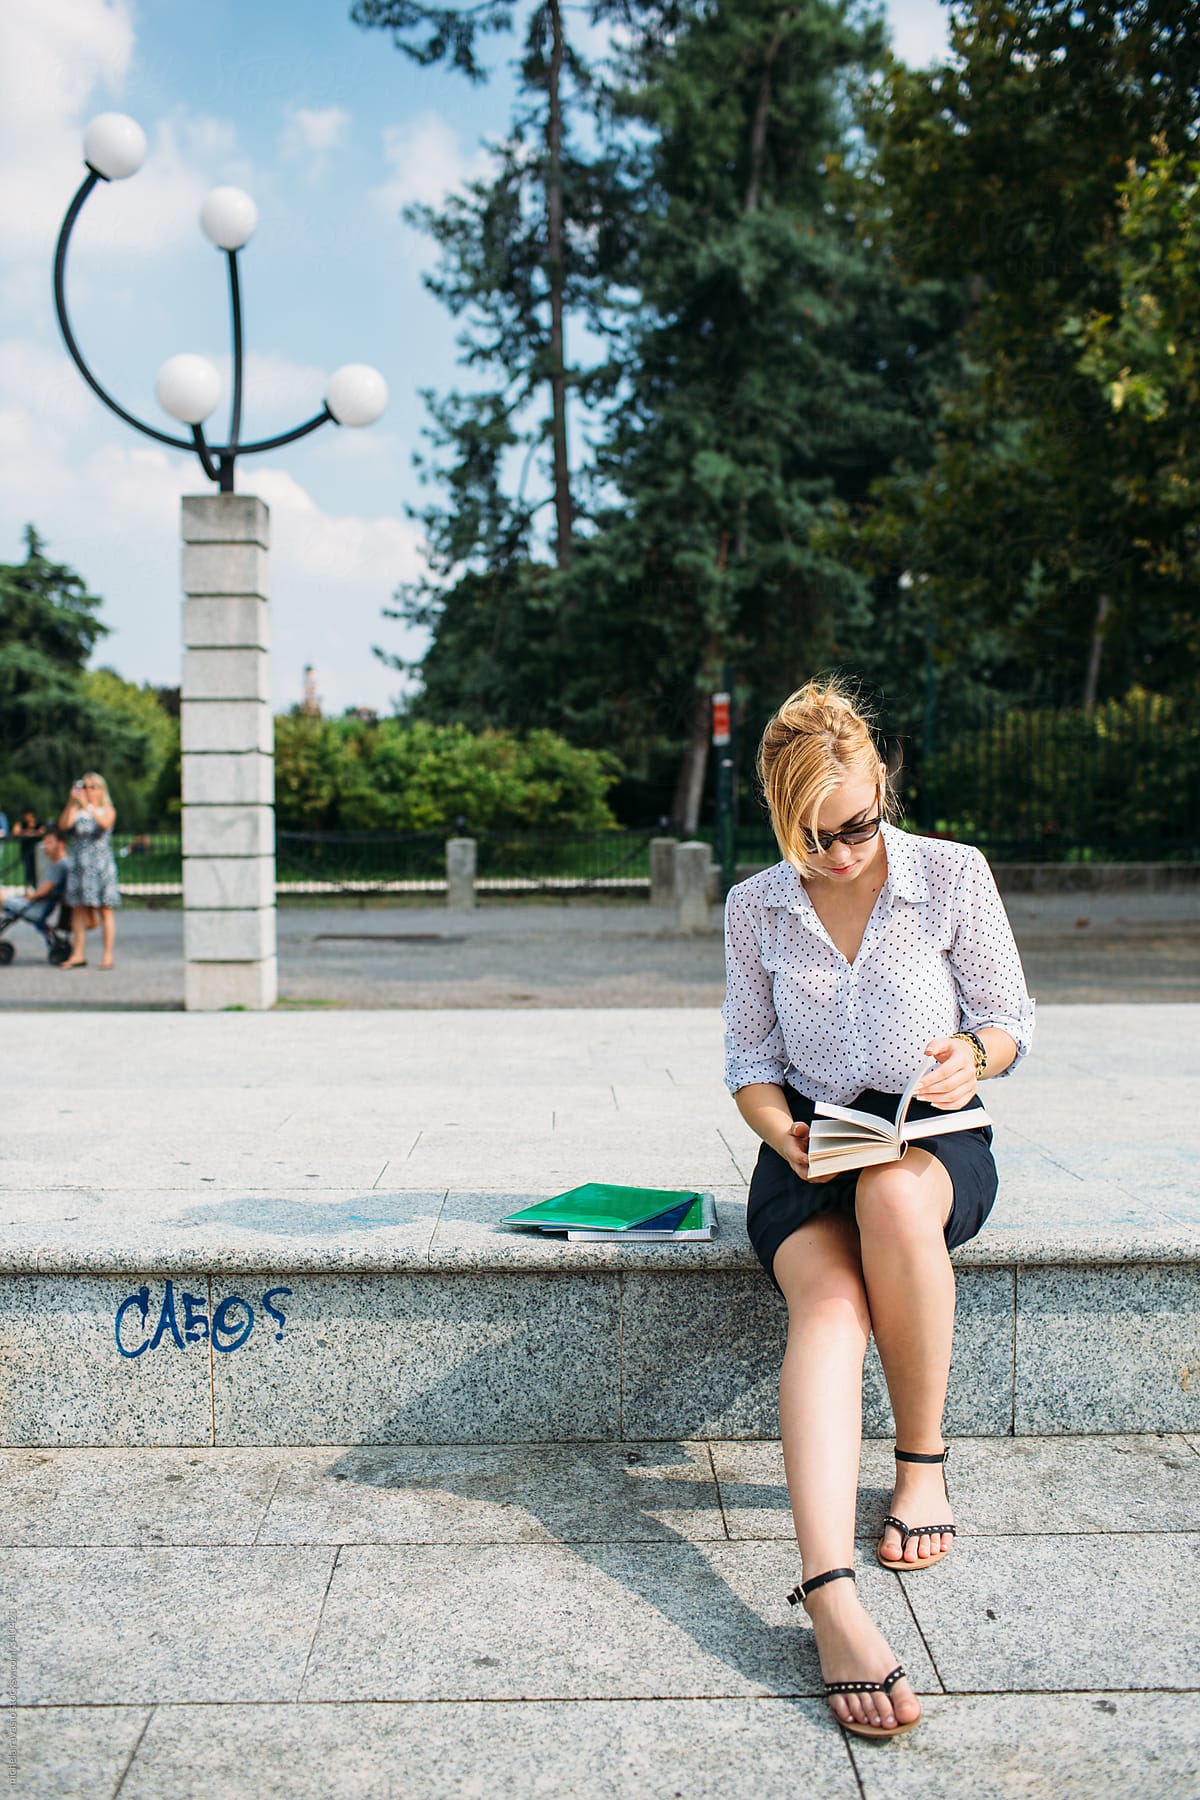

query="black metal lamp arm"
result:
[189,425,221,484]
[53,171,194,454]
[53,171,337,490]
[230,409,334,456]
[226,249,244,454]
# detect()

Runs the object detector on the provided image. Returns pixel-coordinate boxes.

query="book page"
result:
[807,1141,903,1176]
[902,1106,992,1141]
[894,1058,938,1134]
[812,1101,894,1138]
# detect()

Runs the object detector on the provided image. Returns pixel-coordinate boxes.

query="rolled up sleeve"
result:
[722,887,788,1093]
[950,848,1036,1073]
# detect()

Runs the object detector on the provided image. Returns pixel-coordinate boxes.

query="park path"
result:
[3,1433,1199,1799]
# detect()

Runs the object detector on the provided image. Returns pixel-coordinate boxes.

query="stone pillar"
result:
[649,837,677,908]
[446,837,477,911]
[675,840,714,934]
[180,494,276,1010]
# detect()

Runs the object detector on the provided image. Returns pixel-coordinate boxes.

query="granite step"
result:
[1,1006,1197,1448]
[6,1435,1199,1798]
[3,1196,1199,1446]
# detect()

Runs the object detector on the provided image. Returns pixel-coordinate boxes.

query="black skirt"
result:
[746,1084,998,1293]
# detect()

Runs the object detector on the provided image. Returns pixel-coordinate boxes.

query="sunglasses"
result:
[799,793,885,855]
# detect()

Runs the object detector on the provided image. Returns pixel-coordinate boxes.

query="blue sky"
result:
[0,0,952,715]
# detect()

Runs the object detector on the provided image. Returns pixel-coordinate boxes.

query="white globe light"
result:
[155,354,221,426]
[82,113,147,181]
[200,187,258,251]
[326,363,388,428]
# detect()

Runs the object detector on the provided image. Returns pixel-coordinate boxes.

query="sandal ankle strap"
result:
[787,1566,856,1606]
[894,1445,949,1465]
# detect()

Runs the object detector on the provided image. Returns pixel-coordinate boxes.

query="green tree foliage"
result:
[273,712,620,832]
[920,687,1199,858]
[370,0,1200,830]
[837,0,1200,711]
[571,0,950,824]
[1065,145,1200,673]
[0,527,153,820]
[397,1,934,826]
[82,670,181,829]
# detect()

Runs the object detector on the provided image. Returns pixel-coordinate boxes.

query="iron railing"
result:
[910,692,1199,862]
[273,828,655,894]
[3,695,1193,896]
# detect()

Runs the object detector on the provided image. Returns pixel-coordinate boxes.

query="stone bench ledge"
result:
[2,1186,1197,1276]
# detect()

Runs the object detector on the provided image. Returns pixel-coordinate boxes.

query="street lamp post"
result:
[53,113,388,1009]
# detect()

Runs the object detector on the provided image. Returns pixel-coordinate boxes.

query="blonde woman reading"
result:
[722,680,1034,1739]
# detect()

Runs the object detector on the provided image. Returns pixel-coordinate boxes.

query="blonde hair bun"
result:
[758,677,891,875]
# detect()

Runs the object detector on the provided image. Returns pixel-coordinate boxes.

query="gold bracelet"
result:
[952,1030,987,1080]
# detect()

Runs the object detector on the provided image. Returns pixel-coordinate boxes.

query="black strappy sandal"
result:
[877,1444,957,1571]
[786,1567,919,1740]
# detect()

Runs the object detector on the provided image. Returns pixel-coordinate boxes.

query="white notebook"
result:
[808,1063,990,1176]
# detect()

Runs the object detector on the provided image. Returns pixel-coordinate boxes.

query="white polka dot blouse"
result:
[722,823,1036,1104]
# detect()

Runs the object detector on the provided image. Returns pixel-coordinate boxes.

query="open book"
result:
[807,1062,991,1177]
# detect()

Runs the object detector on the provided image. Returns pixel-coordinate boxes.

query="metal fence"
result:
[910,693,1199,862]
[701,690,1200,870]
[0,830,186,891]
[0,827,659,898]
[3,697,1193,894]
[274,827,656,895]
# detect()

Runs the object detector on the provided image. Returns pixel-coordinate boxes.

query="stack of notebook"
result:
[502,1184,717,1242]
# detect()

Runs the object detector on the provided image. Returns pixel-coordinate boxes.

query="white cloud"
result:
[0,338,93,432]
[241,464,422,593]
[0,0,250,272]
[280,104,350,172]
[207,351,329,434]
[370,113,490,219]
[0,0,134,260]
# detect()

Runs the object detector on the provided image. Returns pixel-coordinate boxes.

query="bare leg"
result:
[99,907,115,969]
[855,1148,957,1564]
[61,912,87,968]
[774,1214,921,1734]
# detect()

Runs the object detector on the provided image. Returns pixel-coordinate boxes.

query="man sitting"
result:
[2,828,69,947]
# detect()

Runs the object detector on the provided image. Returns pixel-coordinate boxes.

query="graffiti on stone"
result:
[114,1280,292,1358]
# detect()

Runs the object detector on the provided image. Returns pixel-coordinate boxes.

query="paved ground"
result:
[0,888,1197,1009]
[2,980,1197,1795]
[3,1433,1199,1799]
[3,1005,1198,1262]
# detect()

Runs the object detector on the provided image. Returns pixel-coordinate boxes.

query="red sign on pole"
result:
[711,692,731,747]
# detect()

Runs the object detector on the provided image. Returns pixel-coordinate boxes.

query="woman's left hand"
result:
[916,1036,977,1110]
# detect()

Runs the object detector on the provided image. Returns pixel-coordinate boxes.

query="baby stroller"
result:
[0,892,73,965]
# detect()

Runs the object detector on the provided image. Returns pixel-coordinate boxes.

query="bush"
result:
[273,715,622,834]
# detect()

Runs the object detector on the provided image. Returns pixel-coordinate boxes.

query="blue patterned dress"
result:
[65,811,121,908]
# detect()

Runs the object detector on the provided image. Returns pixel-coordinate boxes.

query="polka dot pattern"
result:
[722,823,1035,1103]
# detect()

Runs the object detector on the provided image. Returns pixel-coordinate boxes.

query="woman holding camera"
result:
[58,772,120,969]
[723,679,1034,1740]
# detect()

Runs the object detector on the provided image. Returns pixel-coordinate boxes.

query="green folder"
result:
[502,1183,702,1233]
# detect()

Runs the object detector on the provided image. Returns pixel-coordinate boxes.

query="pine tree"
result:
[573,0,922,824]
[354,1,631,578]
[0,526,107,789]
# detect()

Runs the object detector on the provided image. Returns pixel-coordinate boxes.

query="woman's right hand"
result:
[776,1119,837,1184]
